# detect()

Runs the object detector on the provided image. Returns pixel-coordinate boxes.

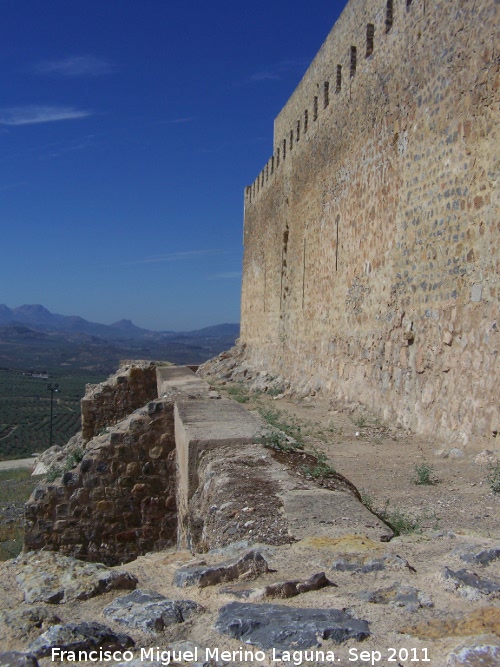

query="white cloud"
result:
[122,249,223,266]
[35,56,115,77]
[249,58,310,83]
[0,106,93,126]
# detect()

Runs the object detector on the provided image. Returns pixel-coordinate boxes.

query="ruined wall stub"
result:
[241,0,499,443]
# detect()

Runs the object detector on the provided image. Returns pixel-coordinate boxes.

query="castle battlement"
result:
[240,0,499,443]
[246,0,433,204]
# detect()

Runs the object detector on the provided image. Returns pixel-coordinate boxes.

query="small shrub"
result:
[351,415,368,429]
[45,446,85,482]
[45,466,63,483]
[360,490,374,511]
[487,462,500,494]
[257,431,303,453]
[303,451,336,478]
[227,385,250,403]
[258,407,305,446]
[413,462,436,485]
[378,501,421,536]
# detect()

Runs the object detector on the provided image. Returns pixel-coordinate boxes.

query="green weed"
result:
[303,451,336,478]
[351,415,367,429]
[46,447,84,482]
[258,407,305,446]
[487,462,500,494]
[360,490,374,511]
[257,431,302,453]
[361,493,420,536]
[226,385,250,403]
[413,462,437,485]
[266,386,285,397]
[378,501,421,536]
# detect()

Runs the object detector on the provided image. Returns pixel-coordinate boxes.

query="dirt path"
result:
[0,457,35,471]
[245,391,500,538]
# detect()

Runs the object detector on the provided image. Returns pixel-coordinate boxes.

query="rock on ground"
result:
[28,622,134,658]
[103,590,202,632]
[447,636,500,666]
[0,652,39,667]
[215,601,370,650]
[442,567,500,601]
[15,551,137,604]
[174,550,268,588]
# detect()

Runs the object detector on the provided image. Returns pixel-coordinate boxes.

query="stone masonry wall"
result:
[25,400,177,566]
[241,0,499,444]
[81,363,159,442]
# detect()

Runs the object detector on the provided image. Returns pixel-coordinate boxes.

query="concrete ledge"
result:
[281,489,393,543]
[156,366,209,397]
[174,399,261,549]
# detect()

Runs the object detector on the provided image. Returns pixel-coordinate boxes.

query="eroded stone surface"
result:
[15,552,137,604]
[215,602,370,650]
[0,653,38,667]
[174,550,269,588]
[447,636,500,666]
[280,489,393,543]
[358,583,433,611]
[28,622,134,658]
[0,607,61,639]
[442,567,500,601]
[458,547,500,567]
[219,572,335,600]
[103,590,202,632]
[331,555,386,573]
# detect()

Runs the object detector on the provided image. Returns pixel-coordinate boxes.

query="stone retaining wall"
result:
[81,363,159,442]
[25,400,177,565]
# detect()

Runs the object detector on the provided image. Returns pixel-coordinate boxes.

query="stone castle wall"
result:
[241,0,499,443]
[81,363,159,442]
[25,400,178,565]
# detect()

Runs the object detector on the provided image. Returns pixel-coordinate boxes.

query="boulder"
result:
[15,552,137,604]
[447,636,500,666]
[0,653,39,667]
[442,567,500,601]
[174,550,268,588]
[220,572,335,601]
[215,602,370,650]
[103,590,202,632]
[28,622,134,658]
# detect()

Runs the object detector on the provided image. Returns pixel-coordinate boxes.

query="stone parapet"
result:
[81,363,159,442]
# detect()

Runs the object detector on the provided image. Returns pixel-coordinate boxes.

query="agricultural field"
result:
[0,368,105,460]
[0,467,39,560]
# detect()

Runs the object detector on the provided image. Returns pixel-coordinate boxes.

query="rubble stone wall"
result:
[25,400,177,566]
[81,363,159,442]
[241,0,499,444]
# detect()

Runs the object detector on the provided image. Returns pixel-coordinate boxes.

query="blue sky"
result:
[0,0,347,331]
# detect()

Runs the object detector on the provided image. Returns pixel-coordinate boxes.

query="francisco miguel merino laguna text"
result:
[52,646,341,665]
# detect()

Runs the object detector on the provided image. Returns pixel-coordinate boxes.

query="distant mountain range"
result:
[0,304,238,341]
[0,305,239,371]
